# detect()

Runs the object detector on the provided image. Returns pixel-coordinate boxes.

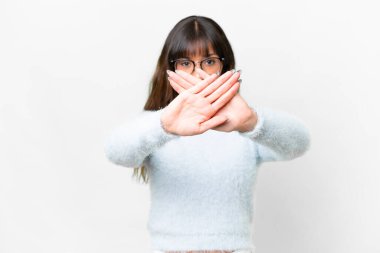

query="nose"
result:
[191,66,202,78]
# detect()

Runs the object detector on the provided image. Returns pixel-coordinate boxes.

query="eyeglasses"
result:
[170,56,225,75]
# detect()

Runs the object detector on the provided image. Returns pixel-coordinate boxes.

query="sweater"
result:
[103,105,311,252]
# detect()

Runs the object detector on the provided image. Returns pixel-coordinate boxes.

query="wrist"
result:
[237,108,258,132]
[160,109,176,135]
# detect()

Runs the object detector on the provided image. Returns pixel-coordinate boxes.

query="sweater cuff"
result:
[154,108,180,142]
[238,107,265,139]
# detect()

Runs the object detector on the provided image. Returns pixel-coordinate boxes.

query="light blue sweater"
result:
[103,106,311,252]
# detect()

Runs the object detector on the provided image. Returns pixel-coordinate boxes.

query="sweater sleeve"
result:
[103,108,180,168]
[239,106,311,163]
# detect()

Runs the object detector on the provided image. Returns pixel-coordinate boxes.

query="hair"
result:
[132,15,236,184]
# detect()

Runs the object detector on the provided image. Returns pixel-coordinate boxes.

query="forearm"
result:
[239,106,311,161]
[104,108,180,168]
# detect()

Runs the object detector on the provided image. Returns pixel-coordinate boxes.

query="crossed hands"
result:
[160,68,258,136]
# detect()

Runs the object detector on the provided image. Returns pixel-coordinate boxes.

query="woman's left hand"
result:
[167,68,258,132]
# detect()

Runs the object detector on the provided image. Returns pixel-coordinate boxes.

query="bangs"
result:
[169,37,215,60]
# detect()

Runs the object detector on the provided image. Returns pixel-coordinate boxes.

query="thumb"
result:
[199,115,227,133]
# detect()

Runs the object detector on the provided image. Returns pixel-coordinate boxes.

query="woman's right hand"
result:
[160,70,240,136]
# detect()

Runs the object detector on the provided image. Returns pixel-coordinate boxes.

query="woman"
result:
[104,15,311,253]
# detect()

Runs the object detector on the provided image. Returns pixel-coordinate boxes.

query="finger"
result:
[194,67,211,80]
[168,77,186,93]
[167,70,193,89]
[211,82,240,111]
[205,73,241,104]
[175,69,201,86]
[188,73,219,94]
[199,115,228,133]
[198,70,236,97]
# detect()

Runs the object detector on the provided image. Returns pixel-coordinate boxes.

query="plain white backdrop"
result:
[1,0,379,252]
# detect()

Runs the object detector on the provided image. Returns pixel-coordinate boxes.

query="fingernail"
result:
[166,70,172,76]
[238,78,242,84]
[237,69,242,74]
[231,69,236,73]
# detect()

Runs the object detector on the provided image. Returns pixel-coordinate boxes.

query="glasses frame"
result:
[170,56,225,74]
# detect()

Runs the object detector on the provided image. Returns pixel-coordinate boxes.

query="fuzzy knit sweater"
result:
[103,105,311,253]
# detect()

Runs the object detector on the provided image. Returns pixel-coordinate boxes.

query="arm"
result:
[103,108,180,168]
[239,106,311,163]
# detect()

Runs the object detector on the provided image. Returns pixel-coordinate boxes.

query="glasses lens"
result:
[201,57,222,74]
[175,59,194,73]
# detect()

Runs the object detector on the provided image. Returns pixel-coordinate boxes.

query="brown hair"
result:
[132,15,236,183]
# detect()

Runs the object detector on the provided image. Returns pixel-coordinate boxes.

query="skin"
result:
[161,50,257,253]
[161,51,258,137]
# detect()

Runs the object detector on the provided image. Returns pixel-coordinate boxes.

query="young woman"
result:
[104,15,311,253]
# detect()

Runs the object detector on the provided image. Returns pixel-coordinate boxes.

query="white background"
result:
[1,0,379,252]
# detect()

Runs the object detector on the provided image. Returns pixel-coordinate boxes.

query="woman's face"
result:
[172,47,223,78]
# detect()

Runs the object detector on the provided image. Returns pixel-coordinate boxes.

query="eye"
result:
[204,58,216,65]
[179,60,191,67]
